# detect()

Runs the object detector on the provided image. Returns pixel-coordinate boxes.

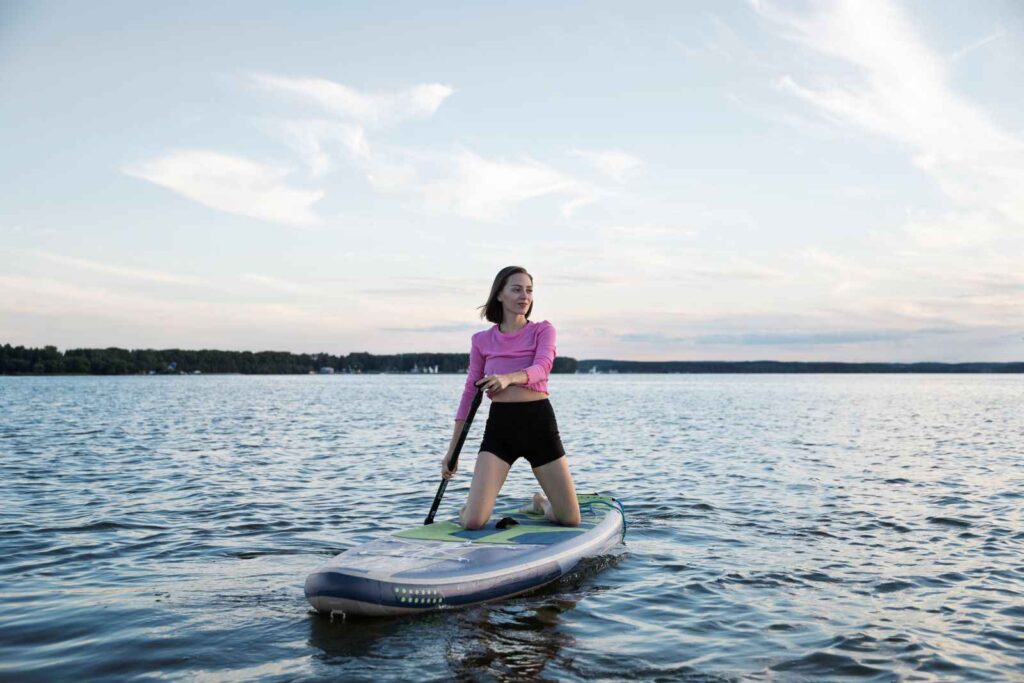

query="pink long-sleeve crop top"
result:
[455,320,557,421]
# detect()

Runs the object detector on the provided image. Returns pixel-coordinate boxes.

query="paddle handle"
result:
[424,388,483,525]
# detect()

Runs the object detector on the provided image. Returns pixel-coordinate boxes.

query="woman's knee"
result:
[460,509,490,530]
[559,510,581,527]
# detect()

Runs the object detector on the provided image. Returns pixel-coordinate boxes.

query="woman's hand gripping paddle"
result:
[425,388,483,525]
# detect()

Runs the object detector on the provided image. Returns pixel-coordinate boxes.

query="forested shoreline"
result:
[2,345,1021,375]
[0,345,578,375]
[579,359,1024,373]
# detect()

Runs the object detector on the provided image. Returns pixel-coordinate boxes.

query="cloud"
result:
[693,329,946,346]
[421,150,592,222]
[599,224,695,241]
[949,29,1005,63]
[251,74,602,222]
[241,273,309,294]
[260,116,425,192]
[757,0,1024,243]
[614,327,934,347]
[364,160,419,192]
[614,330,918,346]
[543,272,624,286]
[242,72,628,225]
[559,194,598,218]
[358,276,479,297]
[253,77,447,182]
[5,248,204,286]
[898,208,1008,250]
[262,119,370,179]
[0,272,380,339]
[687,259,789,282]
[131,77,451,225]
[124,150,324,226]
[379,322,481,334]
[252,74,454,128]
[569,149,642,183]
[617,332,691,345]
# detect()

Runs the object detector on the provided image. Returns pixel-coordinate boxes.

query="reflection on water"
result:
[446,600,576,681]
[305,554,625,681]
[2,374,1023,681]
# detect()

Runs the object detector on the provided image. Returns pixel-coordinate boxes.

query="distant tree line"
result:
[4,345,1020,375]
[580,360,1024,373]
[0,344,579,375]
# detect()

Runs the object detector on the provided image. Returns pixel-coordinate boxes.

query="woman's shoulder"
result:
[533,319,555,333]
[471,326,498,343]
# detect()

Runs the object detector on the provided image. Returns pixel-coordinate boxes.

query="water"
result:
[1,374,1022,681]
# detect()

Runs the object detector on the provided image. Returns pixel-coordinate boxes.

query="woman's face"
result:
[497,273,533,317]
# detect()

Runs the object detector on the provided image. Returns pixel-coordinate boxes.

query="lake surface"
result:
[1,374,1023,681]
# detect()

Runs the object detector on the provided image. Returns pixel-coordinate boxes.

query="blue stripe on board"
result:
[508,531,586,544]
[305,560,564,611]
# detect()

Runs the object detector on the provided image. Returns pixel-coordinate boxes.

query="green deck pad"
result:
[396,494,619,545]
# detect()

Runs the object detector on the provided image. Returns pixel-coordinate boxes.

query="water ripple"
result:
[1,374,1023,681]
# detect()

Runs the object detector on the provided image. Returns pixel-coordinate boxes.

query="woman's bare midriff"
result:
[490,386,549,403]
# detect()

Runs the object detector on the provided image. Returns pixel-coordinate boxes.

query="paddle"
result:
[425,387,484,525]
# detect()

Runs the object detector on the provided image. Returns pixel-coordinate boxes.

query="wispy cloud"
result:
[569,149,641,183]
[688,258,789,283]
[251,74,601,222]
[358,276,479,297]
[262,119,370,179]
[949,29,1005,63]
[379,322,481,334]
[687,11,781,70]
[421,150,592,222]
[240,273,309,294]
[0,272,380,343]
[693,329,947,346]
[544,272,624,286]
[252,76,450,186]
[252,74,454,128]
[613,329,920,347]
[757,0,1024,242]
[124,150,324,226]
[599,223,694,242]
[126,78,447,225]
[5,248,204,286]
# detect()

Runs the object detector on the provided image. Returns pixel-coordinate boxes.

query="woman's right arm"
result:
[443,334,484,478]
[441,420,465,479]
[454,333,484,422]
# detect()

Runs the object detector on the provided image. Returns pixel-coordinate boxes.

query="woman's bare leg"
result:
[531,457,581,527]
[459,451,511,530]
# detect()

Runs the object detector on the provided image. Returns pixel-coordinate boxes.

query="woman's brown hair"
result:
[479,266,533,324]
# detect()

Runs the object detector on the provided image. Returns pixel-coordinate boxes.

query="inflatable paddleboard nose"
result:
[304,494,624,616]
[304,571,331,613]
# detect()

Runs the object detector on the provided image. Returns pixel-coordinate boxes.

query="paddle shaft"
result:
[424,388,483,524]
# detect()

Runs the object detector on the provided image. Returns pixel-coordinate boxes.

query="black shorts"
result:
[479,399,566,469]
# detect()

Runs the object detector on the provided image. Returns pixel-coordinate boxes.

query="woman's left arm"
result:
[521,322,556,385]
[476,369,528,395]
[502,369,529,386]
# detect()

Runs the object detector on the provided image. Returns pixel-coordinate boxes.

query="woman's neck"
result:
[500,315,528,334]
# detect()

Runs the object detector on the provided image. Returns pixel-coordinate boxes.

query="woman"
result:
[441,266,581,530]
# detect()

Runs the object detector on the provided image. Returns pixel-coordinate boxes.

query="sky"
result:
[1,0,1022,362]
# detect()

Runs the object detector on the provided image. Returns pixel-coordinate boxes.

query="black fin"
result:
[495,516,519,529]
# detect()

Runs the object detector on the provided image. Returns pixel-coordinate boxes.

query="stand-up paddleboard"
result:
[305,493,624,617]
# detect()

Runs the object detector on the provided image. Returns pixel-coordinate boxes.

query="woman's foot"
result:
[518,492,548,515]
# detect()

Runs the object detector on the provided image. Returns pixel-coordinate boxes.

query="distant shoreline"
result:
[2,345,1022,375]
[578,360,1024,374]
